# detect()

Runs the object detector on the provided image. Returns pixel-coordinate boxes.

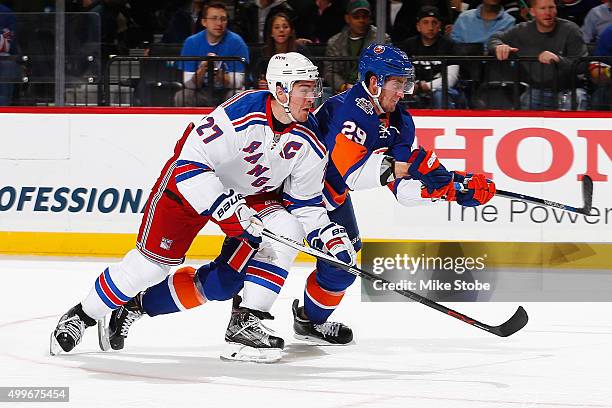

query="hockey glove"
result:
[308,223,357,266]
[407,147,453,194]
[211,190,263,244]
[452,172,496,206]
[421,172,496,207]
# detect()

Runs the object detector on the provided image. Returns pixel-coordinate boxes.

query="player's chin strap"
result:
[274,90,299,123]
[361,81,385,113]
[282,103,298,122]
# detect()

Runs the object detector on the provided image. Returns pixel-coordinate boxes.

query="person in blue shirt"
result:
[581,0,612,44]
[451,0,516,53]
[595,24,612,57]
[174,1,249,107]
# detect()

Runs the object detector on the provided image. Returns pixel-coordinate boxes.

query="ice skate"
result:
[221,296,284,363]
[292,299,353,345]
[50,303,96,355]
[98,294,144,351]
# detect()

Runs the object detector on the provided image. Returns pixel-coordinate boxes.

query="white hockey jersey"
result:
[175,90,330,235]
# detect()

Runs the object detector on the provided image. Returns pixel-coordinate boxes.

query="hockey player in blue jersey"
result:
[288,44,496,345]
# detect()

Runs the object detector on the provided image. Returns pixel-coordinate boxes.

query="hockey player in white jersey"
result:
[50,52,356,361]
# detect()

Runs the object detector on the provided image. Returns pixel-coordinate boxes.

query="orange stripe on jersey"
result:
[172,267,206,309]
[324,180,349,206]
[305,270,345,308]
[331,133,369,179]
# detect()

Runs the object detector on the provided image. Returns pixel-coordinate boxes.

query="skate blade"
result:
[293,334,354,346]
[49,332,63,356]
[97,317,111,352]
[220,344,282,363]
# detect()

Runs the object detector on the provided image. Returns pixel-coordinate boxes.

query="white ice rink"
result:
[1,257,611,408]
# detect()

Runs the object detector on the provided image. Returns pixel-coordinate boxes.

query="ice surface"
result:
[1,257,611,408]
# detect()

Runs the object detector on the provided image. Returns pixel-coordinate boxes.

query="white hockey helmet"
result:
[266,52,322,122]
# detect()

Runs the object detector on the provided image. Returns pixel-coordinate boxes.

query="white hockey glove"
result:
[256,240,278,262]
[308,223,357,266]
[211,190,263,244]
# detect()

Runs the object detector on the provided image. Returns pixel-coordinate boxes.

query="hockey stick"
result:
[495,175,593,216]
[262,229,528,337]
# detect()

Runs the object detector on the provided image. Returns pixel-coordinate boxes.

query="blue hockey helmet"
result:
[358,44,415,94]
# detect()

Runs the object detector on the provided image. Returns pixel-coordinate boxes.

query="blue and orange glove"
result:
[452,171,496,206]
[407,147,495,206]
[407,147,454,192]
[421,171,496,207]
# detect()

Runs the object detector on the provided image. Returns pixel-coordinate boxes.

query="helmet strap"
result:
[273,83,299,123]
[282,101,299,122]
[361,79,385,114]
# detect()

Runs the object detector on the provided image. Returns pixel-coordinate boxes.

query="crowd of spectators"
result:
[0,0,610,110]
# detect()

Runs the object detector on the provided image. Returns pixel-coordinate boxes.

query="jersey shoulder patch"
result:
[222,90,269,122]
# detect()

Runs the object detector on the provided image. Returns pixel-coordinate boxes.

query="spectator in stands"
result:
[325,0,390,93]
[590,24,611,109]
[174,2,249,106]
[162,0,205,44]
[251,12,310,88]
[582,0,612,43]
[501,0,531,22]
[557,0,601,28]
[390,0,404,26]
[72,0,153,49]
[397,6,464,108]
[85,0,130,55]
[451,0,515,53]
[307,0,346,44]
[595,17,612,56]
[0,0,17,106]
[286,0,318,40]
[232,0,308,44]
[450,0,470,20]
[392,1,454,43]
[489,0,588,110]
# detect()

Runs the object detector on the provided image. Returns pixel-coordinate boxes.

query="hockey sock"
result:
[197,238,257,302]
[142,266,206,316]
[81,249,170,319]
[143,259,251,317]
[196,261,245,301]
[241,260,288,312]
[303,270,345,324]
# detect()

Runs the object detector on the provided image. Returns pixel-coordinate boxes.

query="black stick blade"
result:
[581,175,593,215]
[489,306,528,337]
